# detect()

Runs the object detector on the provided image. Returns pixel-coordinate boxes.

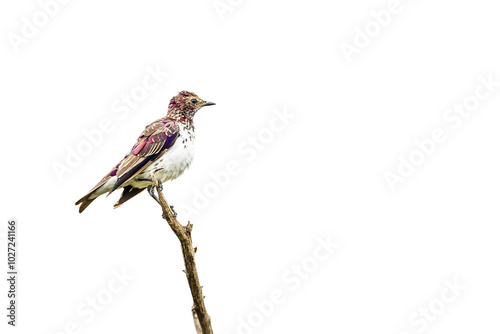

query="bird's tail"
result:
[75,183,108,213]
[76,184,145,213]
[75,176,116,213]
[75,194,97,213]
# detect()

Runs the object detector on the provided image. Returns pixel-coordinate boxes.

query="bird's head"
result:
[167,91,215,122]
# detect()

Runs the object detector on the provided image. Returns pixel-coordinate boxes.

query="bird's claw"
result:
[170,205,177,218]
[161,207,176,220]
[157,179,163,192]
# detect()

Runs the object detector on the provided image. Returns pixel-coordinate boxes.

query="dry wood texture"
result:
[152,173,213,334]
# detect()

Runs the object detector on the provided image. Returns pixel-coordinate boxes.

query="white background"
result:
[1,0,500,333]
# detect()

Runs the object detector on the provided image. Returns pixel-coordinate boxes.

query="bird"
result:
[75,90,215,213]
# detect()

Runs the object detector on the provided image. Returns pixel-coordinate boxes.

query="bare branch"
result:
[152,173,213,334]
[192,305,203,334]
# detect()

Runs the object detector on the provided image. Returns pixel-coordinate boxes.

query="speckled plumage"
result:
[75,91,215,213]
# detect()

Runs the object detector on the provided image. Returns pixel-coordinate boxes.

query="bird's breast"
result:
[144,127,195,183]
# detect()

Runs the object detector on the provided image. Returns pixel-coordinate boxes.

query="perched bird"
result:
[75,90,215,213]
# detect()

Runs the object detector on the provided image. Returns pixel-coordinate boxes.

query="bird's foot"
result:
[138,177,163,192]
[162,207,176,220]
[170,205,177,218]
[161,205,177,220]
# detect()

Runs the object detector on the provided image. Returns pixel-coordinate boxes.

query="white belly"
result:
[130,127,195,188]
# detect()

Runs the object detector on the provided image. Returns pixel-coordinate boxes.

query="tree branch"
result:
[152,173,213,334]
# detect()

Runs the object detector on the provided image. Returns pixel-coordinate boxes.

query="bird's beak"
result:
[202,101,216,107]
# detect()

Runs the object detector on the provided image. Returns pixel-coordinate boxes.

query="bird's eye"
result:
[191,99,197,104]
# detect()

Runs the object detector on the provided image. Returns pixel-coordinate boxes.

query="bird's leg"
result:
[142,173,175,219]
[147,185,160,204]
[137,177,163,192]
[142,177,174,219]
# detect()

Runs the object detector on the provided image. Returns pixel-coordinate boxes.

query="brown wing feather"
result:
[108,118,179,193]
[75,117,179,211]
[112,119,167,179]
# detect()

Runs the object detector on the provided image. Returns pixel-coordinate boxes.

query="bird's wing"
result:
[109,118,179,193]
